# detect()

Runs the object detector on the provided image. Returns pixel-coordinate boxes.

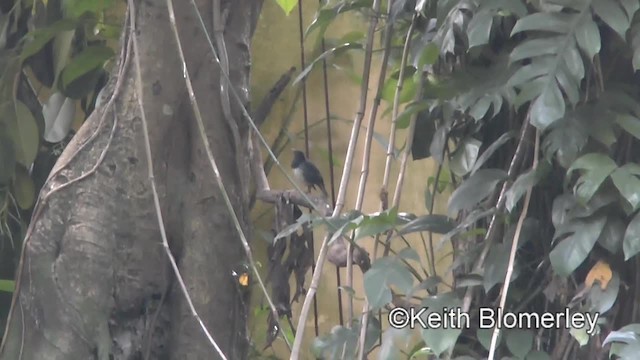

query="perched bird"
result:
[291,150,328,198]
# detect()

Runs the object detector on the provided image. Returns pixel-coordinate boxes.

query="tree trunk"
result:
[0,0,262,359]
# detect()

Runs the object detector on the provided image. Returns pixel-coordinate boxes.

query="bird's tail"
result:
[319,183,329,199]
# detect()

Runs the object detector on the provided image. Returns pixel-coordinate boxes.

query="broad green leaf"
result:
[526,351,551,360]
[510,37,562,63]
[483,244,512,292]
[10,101,40,166]
[477,328,502,351]
[597,216,625,254]
[42,92,76,143]
[418,42,439,68]
[397,214,456,235]
[305,0,372,39]
[354,209,398,240]
[0,280,14,293]
[549,216,607,277]
[506,329,533,358]
[449,138,481,177]
[567,153,618,204]
[421,293,463,356]
[396,247,420,262]
[0,129,16,185]
[274,0,297,15]
[623,212,640,260]
[467,10,493,48]
[591,0,630,38]
[603,330,638,346]
[574,16,601,60]
[12,165,35,210]
[570,325,590,346]
[382,75,418,104]
[511,12,575,35]
[364,257,414,309]
[61,46,115,88]
[530,79,565,130]
[397,101,431,129]
[611,163,640,211]
[20,19,78,60]
[505,161,550,212]
[447,169,507,215]
[64,0,115,18]
[615,114,640,140]
[588,272,619,313]
[471,132,515,174]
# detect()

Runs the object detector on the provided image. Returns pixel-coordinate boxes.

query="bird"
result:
[291,150,328,198]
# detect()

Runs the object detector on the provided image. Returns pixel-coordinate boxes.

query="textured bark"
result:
[0,0,261,359]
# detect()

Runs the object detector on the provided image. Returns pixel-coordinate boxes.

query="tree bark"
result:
[0,0,262,359]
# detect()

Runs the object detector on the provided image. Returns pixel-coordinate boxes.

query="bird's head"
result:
[291,150,306,169]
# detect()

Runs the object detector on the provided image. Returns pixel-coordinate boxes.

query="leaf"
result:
[61,46,115,88]
[293,43,363,84]
[471,131,514,174]
[616,114,640,141]
[477,327,502,351]
[42,92,76,143]
[511,12,575,35]
[506,329,533,358]
[447,169,507,215]
[354,210,398,240]
[597,216,625,254]
[467,10,494,48]
[623,212,640,260]
[611,163,640,211]
[11,165,35,210]
[0,129,16,185]
[549,216,607,277]
[382,74,418,104]
[397,214,456,235]
[483,244,512,292]
[574,15,601,61]
[428,123,448,164]
[20,19,78,61]
[449,138,481,177]
[603,330,638,346]
[530,79,565,130]
[588,271,619,313]
[0,280,14,293]
[274,0,297,15]
[396,247,420,262]
[505,161,550,212]
[64,0,115,18]
[421,293,463,356]
[10,101,40,166]
[418,42,439,68]
[364,257,414,309]
[567,153,618,204]
[305,0,372,39]
[591,0,630,38]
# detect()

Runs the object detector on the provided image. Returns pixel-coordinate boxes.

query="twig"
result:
[290,0,383,358]
[487,127,540,359]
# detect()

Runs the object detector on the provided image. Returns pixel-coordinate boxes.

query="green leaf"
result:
[0,129,16,185]
[382,74,418,104]
[397,214,456,235]
[447,169,507,215]
[505,161,550,212]
[9,101,40,166]
[611,163,640,211]
[506,329,533,358]
[354,209,398,240]
[467,10,494,48]
[477,327,502,351]
[364,257,414,309]
[274,0,297,15]
[511,12,575,35]
[418,42,440,68]
[397,101,431,129]
[623,212,640,260]
[588,272,619,313]
[483,244,512,292]
[450,138,481,177]
[598,216,625,254]
[12,165,35,210]
[20,19,78,61]
[549,216,607,277]
[293,43,363,84]
[305,0,372,39]
[591,0,630,38]
[615,114,640,140]
[471,132,514,175]
[61,46,115,88]
[421,293,463,356]
[0,280,14,293]
[396,247,420,262]
[574,16,601,61]
[567,153,618,204]
[530,78,565,130]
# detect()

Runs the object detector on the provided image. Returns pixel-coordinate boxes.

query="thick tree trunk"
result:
[0,0,262,359]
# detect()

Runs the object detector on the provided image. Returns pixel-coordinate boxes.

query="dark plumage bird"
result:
[291,150,328,198]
